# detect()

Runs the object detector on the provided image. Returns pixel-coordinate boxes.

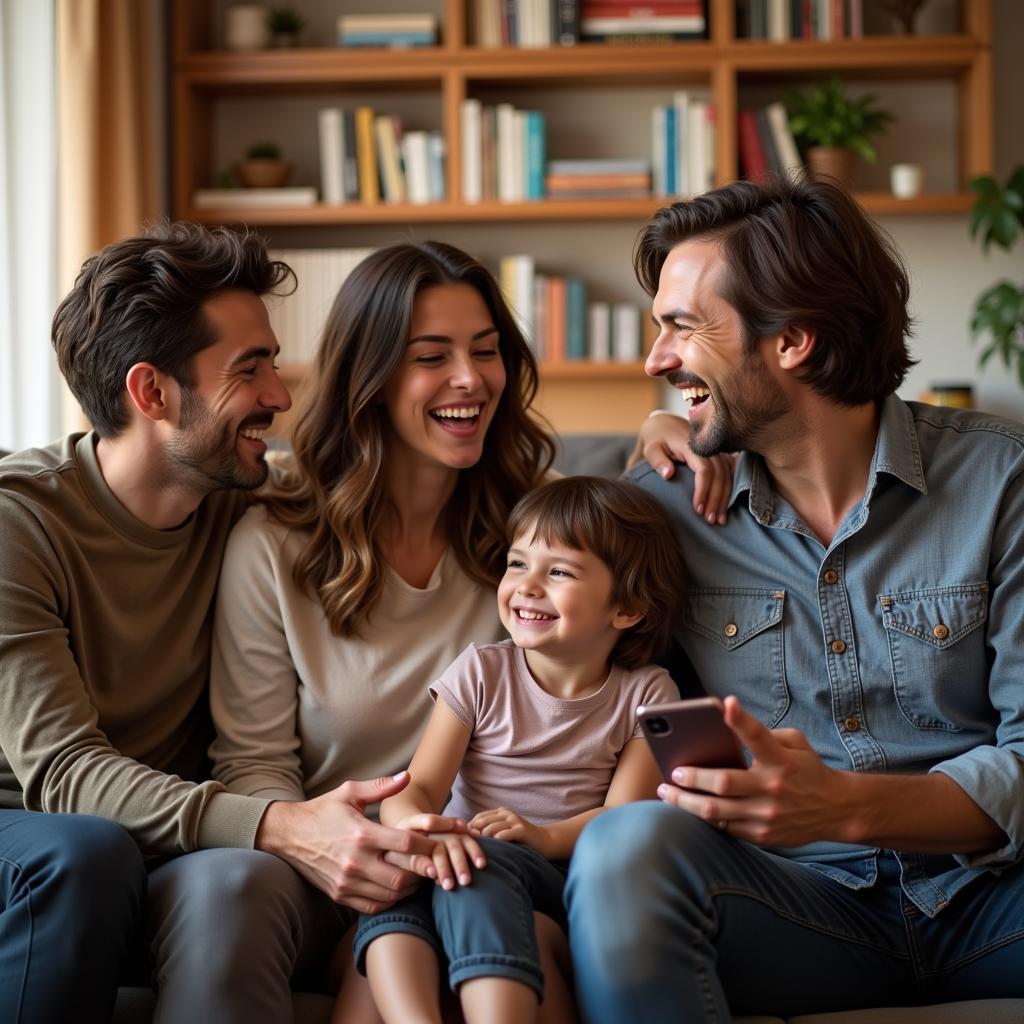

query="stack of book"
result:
[499,255,643,363]
[471,0,581,47]
[191,186,317,210]
[265,248,376,362]
[737,101,804,184]
[545,159,651,199]
[318,106,445,206]
[461,100,547,204]
[737,0,862,41]
[336,13,437,48]
[580,0,707,42]
[651,89,715,197]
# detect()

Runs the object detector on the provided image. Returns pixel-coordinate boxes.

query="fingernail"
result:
[718,514,727,525]
[659,465,671,478]
[443,879,453,890]
[392,770,408,781]
[706,513,716,523]
[460,873,471,885]
[696,503,704,515]
[476,858,485,868]
[657,784,668,799]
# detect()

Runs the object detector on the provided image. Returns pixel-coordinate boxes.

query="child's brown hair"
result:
[506,476,684,669]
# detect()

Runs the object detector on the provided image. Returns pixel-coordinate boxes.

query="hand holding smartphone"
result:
[637,697,746,783]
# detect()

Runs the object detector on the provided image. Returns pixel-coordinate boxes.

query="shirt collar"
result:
[727,395,927,523]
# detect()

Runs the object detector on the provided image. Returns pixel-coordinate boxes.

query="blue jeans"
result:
[566,802,1024,1024]
[0,810,146,1024]
[354,838,567,998]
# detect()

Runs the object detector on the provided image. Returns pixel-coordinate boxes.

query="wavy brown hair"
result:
[264,241,555,636]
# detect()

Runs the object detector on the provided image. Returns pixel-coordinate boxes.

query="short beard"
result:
[687,357,788,459]
[165,387,268,492]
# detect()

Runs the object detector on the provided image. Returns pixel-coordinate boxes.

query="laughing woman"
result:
[207,241,569,1020]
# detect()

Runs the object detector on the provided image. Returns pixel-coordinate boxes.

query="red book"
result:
[737,110,768,183]
[546,277,567,363]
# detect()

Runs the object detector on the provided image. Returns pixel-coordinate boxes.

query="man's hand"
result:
[657,697,849,847]
[470,807,549,856]
[255,771,464,914]
[633,412,735,524]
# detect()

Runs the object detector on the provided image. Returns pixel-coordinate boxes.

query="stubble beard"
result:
[165,387,269,492]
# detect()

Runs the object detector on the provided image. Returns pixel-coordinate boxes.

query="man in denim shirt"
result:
[566,178,1024,1022]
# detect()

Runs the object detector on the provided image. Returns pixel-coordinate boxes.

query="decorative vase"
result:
[225,4,270,51]
[235,159,292,188]
[805,147,856,190]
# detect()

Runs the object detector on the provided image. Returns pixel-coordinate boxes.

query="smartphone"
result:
[637,697,746,783]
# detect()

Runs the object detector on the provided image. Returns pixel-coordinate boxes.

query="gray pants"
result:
[147,849,350,1024]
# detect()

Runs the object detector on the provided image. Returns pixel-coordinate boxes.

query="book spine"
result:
[525,111,546,200]
[664,105,677,196]
[461,98,483,203]
[532,273,548,360]
[754,107,782,177]
[342,110,359,200]
[355,106,380,204]
[428,132,446,202]
[737,109,767,183]
[764,101,803,181]
[496,103,518,202]
[317,107,345,204]
[673,89,690,196]
[612,303,640,362]
[374,114,406,204]
[565,278,588,360]
[588,301,611,362]
[547,276,567,363]
[555,0,580,43]
[402,131,431,204]
[651,105,667,197]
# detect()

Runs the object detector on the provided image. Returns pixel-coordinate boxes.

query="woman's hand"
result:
[633,412,736,524]
[470,807,549,856]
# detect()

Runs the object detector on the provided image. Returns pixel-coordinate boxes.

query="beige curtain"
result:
[57,0,163,429]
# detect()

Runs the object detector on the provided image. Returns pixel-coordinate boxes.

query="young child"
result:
[349,475,684,1024]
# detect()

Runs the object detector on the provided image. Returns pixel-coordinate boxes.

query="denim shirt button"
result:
[830,639,847,654]
[724,622,738,638]
[843,717,861,733]
[932,623,950,640]
[823,570,839,585]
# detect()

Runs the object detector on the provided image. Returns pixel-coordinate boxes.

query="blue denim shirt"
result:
[630,396,1024,917]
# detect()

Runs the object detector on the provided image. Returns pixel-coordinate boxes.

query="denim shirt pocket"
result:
[682,588,789,727]
[879,582,989,732]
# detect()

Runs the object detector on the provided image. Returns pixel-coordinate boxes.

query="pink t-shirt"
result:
[429,640,678,826]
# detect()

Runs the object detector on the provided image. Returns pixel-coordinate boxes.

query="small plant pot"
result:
[805,147,856,190]
[271,31,300,47]
[235,159,292,188]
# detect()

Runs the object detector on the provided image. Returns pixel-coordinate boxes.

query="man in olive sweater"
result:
[0,223,441,1024]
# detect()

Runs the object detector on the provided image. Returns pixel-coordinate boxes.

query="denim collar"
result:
[728,395,928,524]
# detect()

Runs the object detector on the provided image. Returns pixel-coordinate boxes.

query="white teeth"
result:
[240,428,266,440]
[680,386,710,403]
[516,609,554,621]
[432,405,482,419]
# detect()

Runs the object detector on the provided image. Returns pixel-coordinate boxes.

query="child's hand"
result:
[422,831,487,890]
[470,808,548,855]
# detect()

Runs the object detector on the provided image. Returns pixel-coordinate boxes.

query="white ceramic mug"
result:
[890,163,924,199]
[225,4,270,51]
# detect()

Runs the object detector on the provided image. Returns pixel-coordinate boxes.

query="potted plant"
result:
[267,5,305,47]
[785,77,894,189]
[235,142,292,188]
[968,167,1024,386]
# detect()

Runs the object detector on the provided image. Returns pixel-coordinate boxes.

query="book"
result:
[651,105,667,197]
[688,95,714,193]
[401,130,432,204]
[499,254,536,340]
[554,0,581,44]
[342,110,359,200]
[737,109,768,183]
[755,107,783,178]
[355,106,380,204]
[375,114,406,204]
[664,104,678,196]
[764,101,803,181]
[427,132,446,202]
[192,187,317,209]
[612,303,641,362]
[496,103,517,203]
[673,89,691,196]
[461,98,483,203]
[565,278,588,360]
[547,158,650,175]
[317,107,345,204]
[546,173,651,190]
[547,276,567,363]
[524,111,546,200]
[581,15,706,33]
[588,301,611,362]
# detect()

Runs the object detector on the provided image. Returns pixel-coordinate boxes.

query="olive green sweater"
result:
[0,434,270,853]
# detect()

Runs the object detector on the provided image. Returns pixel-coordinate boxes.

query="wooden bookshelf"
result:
[171,0,993,433]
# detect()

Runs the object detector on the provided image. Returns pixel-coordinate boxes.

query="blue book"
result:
[524,111,546,200]
[565,277,588,360]
[664,105,678,196]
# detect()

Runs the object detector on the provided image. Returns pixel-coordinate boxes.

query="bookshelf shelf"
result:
[171,0,993,434]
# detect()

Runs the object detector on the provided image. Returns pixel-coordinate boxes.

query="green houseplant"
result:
[267,6,305,46]
[235,141,292,188]
[786,77,894,188]
[968,167,1024,386]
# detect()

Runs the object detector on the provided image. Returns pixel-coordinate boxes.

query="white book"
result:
[192,187,317,209]
[512,110,527,202]
[496,103,517,203]
[612,303,640,362]
[500,254,535,340]
[651,105,667,198]
[688,96,713,196]
[461,98,483,203]
[317,107,345,204]
[765,101,803,181]
[401,131,432,204]
[768,0,790,41]
[673,89,691,197]
[588,301,610,363]
[816,0,832,39]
